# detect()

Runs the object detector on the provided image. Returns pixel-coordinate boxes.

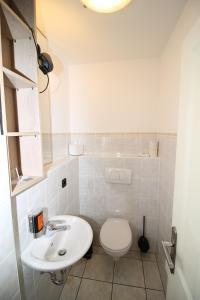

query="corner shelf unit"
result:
[11,176,43,197]
[3,67,36,89]
[0,0,44,196]
[0,0,32,40]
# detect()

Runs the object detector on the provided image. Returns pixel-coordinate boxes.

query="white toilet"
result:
[100,218,132,259]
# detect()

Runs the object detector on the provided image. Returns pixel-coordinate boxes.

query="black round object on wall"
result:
[37,44,54,75]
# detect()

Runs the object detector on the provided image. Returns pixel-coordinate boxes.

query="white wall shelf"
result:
[6,132,39,137]
[3,67,36,89]
[0,0,32,40]
[11,176,44,197]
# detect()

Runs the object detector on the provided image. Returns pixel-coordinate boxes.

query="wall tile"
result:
[16,192,29,220]
[52,134,70,161]
[0,252,20,300]
[0,200,15,262]
[42,133,53,165]
[12,290,21,300]
[18,217,32,252]
[156,134,177,291]
[46,170,59,202]
[22,265,35,300]
[70,133,157,156]
[35,272,64,300]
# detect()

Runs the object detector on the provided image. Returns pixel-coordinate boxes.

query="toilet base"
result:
[101,242,131,259]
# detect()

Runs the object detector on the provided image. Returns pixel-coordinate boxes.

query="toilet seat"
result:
[100,218,132,252]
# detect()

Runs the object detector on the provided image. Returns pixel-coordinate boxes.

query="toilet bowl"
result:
[100,218,132,259]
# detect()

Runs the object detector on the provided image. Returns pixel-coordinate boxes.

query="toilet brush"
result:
[138,216,150,253]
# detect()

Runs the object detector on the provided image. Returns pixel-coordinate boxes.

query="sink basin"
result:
[21,215,93,272]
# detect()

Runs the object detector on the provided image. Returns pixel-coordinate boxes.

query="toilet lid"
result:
[100,218,132,251]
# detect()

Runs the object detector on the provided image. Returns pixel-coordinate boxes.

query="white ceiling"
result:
[37,0,187,64]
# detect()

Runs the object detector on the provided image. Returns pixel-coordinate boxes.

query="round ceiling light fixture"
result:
[81,0,133,13]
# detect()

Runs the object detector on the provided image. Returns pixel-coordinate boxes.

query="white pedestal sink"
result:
[21,215,93,272]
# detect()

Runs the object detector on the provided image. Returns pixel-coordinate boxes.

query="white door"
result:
[166,18,200,300]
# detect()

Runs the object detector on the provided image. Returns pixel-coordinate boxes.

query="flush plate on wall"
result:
[105,168,132,184]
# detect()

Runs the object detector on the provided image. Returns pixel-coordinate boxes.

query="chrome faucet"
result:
[46,220,68,233]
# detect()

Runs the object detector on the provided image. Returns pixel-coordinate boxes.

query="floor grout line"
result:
[74,277,82,300]
[82,276,113,284]
[155,255,166,293]
[111,261,115,300]
[93,253,157,263]
[112,282,148,291]
[74,258,87,300]
[94,248,157,262]
[76,275,145,289]
[82,258,87,277]
[141,255,148,300]
[70,274,164,292]
[145,287,165,292]
[143,257,164,292]
[58,267,72,300]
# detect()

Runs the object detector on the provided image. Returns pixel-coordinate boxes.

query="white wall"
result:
[37,0,200,135]
[0,136,20,300]
[68,0,200,135]
[49,44,70,133]
[36,1,69,134]
[68,59,160,133]
[159,0,200,133]
[38,30,52,134]
[36,1,200,136]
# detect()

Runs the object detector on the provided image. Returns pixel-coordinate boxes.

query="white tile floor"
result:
[60,247,165,300]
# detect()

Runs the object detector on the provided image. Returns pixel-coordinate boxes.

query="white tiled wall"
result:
[70,133,157,155]
[79,155,160,252]
[45,132,158,161]
[42,134,53,165]
[0,136,20,300]
[42,133,70,166]
[156,134,177,292]
[15,158,79,300]
[52,134,70,162]
[0,250,20,300]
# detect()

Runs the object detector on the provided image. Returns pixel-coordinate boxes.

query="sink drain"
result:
[58,249,67,256]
